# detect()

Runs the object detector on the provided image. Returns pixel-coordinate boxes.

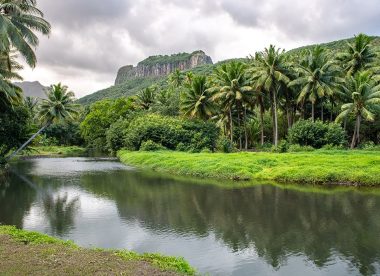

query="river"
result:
[1,157,380,275]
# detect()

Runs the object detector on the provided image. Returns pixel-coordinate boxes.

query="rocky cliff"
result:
[115,50,213,85]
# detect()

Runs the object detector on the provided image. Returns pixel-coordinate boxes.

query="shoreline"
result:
[0,226,195,275]
[117,150,380,187]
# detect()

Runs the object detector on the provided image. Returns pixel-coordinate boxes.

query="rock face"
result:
[115,50,213,85]
[14,81,47,99]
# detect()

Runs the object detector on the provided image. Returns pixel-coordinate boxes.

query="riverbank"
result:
[20,146,86,158]
[0,226,195,275]
[118,150,380,186]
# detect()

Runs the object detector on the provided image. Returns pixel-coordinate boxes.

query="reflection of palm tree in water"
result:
[43,193,79,236]
[10,168,80,236]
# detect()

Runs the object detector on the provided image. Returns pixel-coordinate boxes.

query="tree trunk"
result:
[311,102,315,122]
[330,102,334,122]
[272,89,279,146]
[350,115,361,149]
[259,99,265,146]
[321,103,324,121]
[6,123,50,161]
[244,106,248,150]
[237,109,242,151]
[269,90,276,144]
[229,109,233,144]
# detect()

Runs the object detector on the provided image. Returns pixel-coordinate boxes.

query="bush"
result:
[140,140,166,151]
[216,136,234,153]
[288,144,315,152]
[320,144,346,151]
[271,140,289,153]
[288,120,346,149]
[106,119,131,153]
[358,141,380,151]
[123,114,219,152]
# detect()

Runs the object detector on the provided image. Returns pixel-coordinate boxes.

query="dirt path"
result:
[0,235,179,275]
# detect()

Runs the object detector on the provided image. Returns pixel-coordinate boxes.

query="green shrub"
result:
[288,144,315,152]
[320,144,346,150]
[271,140,289,153]
[216,136,234,153]
[288,120,346,148]
[123,114,219,151]
[358,141,380,151]
[106,119,131,153]
[140,140,166,151]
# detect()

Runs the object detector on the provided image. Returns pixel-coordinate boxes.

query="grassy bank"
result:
[21,146,86,157]
[0,226,195,275]
[118,150,380,186]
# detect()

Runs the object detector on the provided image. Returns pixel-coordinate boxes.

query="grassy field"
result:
[118,150,380,186]
[0,225,195,275]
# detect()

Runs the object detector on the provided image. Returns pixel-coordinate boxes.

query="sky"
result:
[19,0,380,98]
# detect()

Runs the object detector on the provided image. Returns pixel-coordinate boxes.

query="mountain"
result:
[78,36,380,106]
[14,81,47,99]
[115,50,213,85]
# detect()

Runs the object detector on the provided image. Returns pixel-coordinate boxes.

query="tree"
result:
[6,83,79,160]
[250,45,290,146]
[211,61,253,149]
[336,33,378,76]
[0,0,51,68]
[0,51,23,108]
[289,46,343,121]
[168,69,184,89]
[135,86,156,110]
[336,71,380,148]
[180,75,215,120]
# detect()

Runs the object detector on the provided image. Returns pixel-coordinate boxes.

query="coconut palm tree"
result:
[7,83,79,160]
[336,71,380,148]
[336,34,378,76]
[168,69,184,89]
[135,86,156,110]
[181,75,215,120]
[0,0,51,68]
[289,46,343,121]
[211,61,253,149]
[0,51,23,108]
[250,45,290,146]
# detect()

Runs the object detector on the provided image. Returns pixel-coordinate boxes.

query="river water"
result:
[1,157,380,275]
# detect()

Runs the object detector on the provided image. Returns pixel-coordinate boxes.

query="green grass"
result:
[0,225,195,275]
[23,146,86,157]
[118,150,380,186]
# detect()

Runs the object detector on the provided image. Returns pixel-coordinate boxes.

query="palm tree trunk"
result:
[321,103,324,121]
[229,109,233,144]
[330,102,334,122]
[350,115,361,149]
[244,106,248,150]
[237,110,242,150]
[6,123,50,161]
[259,97,265,146]
[311,102,315,122]
[272,89,279,146]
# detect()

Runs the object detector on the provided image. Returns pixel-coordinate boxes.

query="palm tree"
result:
[6,83,79,160]
[336,34,378,76]
[168,69,184,89]
[336,71,380,148]
[135,86,156,110]
[289,46,343,121]
[0,0,51,68]
[250,45,290,146]
[0,51,23,108]
[181,75,215,120]
[211,61,253,149]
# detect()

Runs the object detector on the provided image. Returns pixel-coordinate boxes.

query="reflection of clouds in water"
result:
[13,158,380,276]
[26,158,132,176]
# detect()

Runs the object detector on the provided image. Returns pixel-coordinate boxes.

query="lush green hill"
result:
[78,36,380,106]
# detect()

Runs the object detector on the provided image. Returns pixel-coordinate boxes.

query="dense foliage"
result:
[287,120,346,148]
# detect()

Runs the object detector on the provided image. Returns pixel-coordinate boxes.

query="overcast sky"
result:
[19,0,380,98]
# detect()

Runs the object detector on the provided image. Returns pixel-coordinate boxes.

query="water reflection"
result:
[2,158,380,275]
